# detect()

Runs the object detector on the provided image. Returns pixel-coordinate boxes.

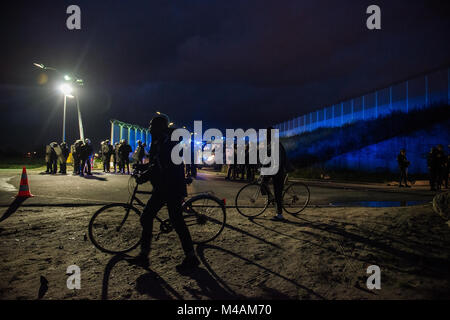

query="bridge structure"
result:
[110,119,151,152]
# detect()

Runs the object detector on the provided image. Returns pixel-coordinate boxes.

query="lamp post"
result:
[59,83,74,142]
[34,63,85,141]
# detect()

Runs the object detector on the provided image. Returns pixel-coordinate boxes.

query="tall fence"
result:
[110,119,151,152]
[274,67,450,137]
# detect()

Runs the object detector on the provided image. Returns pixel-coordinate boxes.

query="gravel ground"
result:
[1,198,450,300]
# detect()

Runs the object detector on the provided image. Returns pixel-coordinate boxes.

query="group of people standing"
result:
[44,142,70,174]
[70,138,94,176]
[99,139,146,174]
[225,143,257,182]
[397,145,449,191]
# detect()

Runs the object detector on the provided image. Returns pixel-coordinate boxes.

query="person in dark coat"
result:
[71,140,82,175]
[427,147,437,191]
[261,127,288,221]
[132,140,145,165]
[80,138,93,176]
[435,144,446,191]
[129,115,198,272]
[59,142,69,174]
[101,140,112,173]
[45,144,52,173]
[397,149,410,188]
[113,142,120,173]
[119,139,132,174]
[49,142,58,174]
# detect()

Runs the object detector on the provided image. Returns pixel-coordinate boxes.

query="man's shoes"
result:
[405,185,411,188]
[127,253,150,269]
[176,255,200,274]
[399,185,404,188]
[270,215,285,222]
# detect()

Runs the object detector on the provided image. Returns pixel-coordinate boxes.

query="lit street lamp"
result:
[33,62,85,142]
[59,83,74,143]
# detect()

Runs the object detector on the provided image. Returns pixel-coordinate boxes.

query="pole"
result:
[75,95,85,140]
[63,95,67,142]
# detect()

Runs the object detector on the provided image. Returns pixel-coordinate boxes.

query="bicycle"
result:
[235,173,310,218]
[88,168,227,254]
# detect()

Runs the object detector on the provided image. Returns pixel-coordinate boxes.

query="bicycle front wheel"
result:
[235,183,269,218]
[282,182,310,215]
[182,194,226,244]
[88,203,142,254]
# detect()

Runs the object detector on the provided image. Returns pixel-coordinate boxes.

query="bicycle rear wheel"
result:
[88,203,142,254]
[282,182,310,215]
[182,194,226,244]
[235,183,269,218]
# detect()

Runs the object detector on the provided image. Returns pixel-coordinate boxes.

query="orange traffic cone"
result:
[16,167,34,198]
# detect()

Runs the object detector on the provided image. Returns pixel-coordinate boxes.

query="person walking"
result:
[397,149,410,188]
[130,114,199,272]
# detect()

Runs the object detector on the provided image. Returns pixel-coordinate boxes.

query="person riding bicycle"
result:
[129,113,199,272]
[261,126,289,222]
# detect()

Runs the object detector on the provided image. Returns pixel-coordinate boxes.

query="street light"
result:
[59,83,75,143]
[34,62,85,141]
[59,83,73,96]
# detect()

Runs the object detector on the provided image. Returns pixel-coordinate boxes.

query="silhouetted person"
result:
[186,139,197,178]
[427,147,437,191]
[119,139,132,174]
[226,143,238,180]
[45,144,52,173]
[50,142,58,174]
[130,114,198,273]
[71,140,82,175]
[262,127,288,221]
[59,142,69,174]
[133,140,145,164]
[80,138,93,176]
[435,144,446,191]
[113,142,120,173]
[397,149,410,188]
[101,140,112,173]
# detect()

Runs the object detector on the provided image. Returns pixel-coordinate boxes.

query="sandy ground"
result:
[1,197,449,300]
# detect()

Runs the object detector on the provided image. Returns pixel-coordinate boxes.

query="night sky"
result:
[1,0,449,152]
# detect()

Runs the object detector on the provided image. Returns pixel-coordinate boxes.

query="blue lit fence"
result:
[274,67,450,137]
[110,119,151,152]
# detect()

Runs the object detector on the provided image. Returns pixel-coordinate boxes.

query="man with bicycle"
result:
[262,127,289,222]
[130,113,199,272]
